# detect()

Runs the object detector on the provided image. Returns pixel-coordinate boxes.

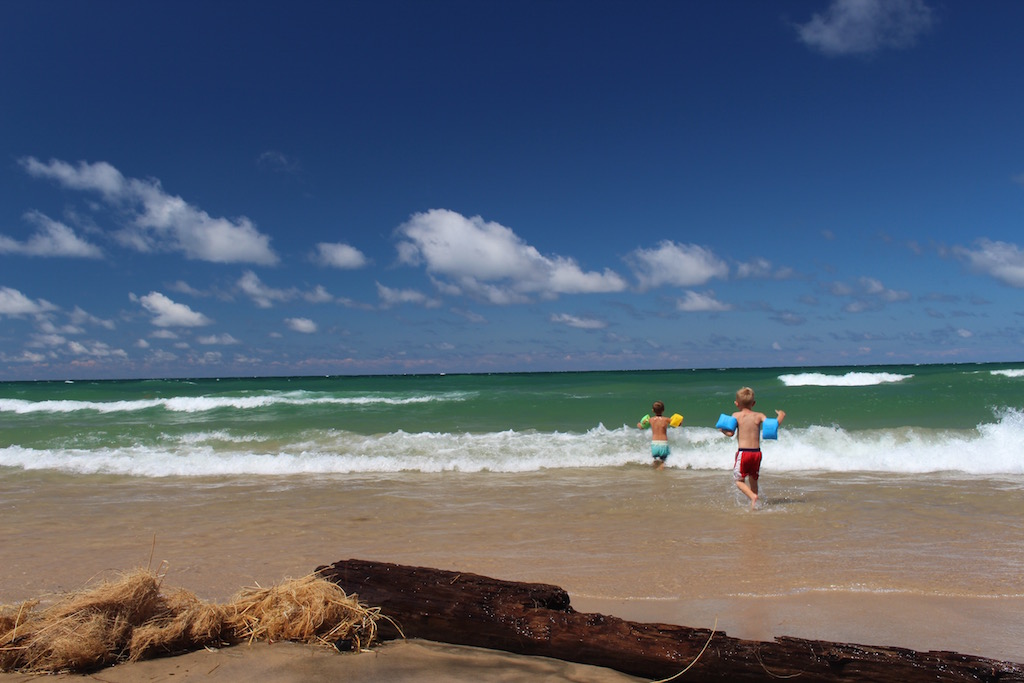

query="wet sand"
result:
[3,467,1024,679]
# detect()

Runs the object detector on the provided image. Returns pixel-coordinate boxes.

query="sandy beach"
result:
[3,465,1024,679]
[0,639,648,682]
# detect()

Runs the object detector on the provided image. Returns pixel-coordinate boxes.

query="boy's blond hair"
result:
[735,387,755,408]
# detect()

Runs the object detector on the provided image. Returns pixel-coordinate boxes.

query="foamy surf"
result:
[3,409,1022,477]
[778,371,913,387]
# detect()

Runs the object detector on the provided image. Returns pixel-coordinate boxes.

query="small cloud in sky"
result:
[395,209,626,304]
[20,157,278,265]
[550,313,607,329]
[304,285,334,304]
[238,271,332,308]
[627,241,728,290]
[27,333,65,348]
[957,328,973,338]
[167,280,206,297]
[197,333,240,345]
[376,282,441,308]
[676,290,731,312]
[150,329,178,339]
[69,306,115,330]
[285,317,317,333]
[132,291,212,327]
[67,340,127,359]
[314,242,369,269]
[859,277,910,302]
[954,239,1024,288]
[0,211,103,258]
[827,276,909,313]
[735,257,794,280]
[771,311,807,326]
[257,150,302,175]
[796,0,935,56]
[451,307,486,323]
[0,286,57,316]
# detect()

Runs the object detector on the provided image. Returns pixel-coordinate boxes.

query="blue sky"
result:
[1,0,1023,380]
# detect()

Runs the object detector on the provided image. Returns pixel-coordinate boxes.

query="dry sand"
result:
[0,639,645,682]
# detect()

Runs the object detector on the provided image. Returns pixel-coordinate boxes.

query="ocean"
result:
[2,363,1024,663]
[2,363,1022,477]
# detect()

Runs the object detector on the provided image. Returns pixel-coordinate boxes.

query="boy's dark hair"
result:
[652,401,665,415]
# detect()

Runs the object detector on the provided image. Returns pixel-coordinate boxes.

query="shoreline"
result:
[4,467,1023,677]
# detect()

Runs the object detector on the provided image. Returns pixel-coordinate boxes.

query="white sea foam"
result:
[0,391,470,415]
[2,409,1022,478]
[991,369,1024,378]
[779,371,913,387]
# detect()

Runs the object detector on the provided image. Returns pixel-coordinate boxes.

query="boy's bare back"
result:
[648,415,671,440]
[732,408,766,449]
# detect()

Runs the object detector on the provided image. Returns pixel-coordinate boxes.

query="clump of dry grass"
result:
[0,569,380,674]
[230,574,380,651]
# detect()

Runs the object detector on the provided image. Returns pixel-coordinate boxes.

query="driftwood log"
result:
[317,559,1024,682]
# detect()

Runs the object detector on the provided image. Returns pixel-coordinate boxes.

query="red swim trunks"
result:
[733,448,762,480]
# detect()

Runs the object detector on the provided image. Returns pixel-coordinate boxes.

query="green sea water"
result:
[1,363,1022,476]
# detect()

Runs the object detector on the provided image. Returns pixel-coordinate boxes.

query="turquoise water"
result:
[1,363,1022,476]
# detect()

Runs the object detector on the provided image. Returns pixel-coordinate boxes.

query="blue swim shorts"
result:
[651,441,670,460]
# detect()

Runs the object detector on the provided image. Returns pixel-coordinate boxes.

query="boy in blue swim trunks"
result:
[637,401,672,470]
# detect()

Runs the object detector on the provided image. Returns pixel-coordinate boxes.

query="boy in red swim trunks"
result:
[719,387,785,510]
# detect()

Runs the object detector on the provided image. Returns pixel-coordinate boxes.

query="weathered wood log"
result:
[317,559,1024,682]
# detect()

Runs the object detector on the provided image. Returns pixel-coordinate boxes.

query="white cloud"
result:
[304,285,334,304]
[0,211,103,258]
[133,291,213,327]
[167,280,206,297]
[238,271,293,308]
[27,333,66,348]
[69,306,115,330]
[197,333,240,345]
[2,350,48,363]
[67,340,128,358]
[376,282,441,308]
[859,277,910,302]
[395,209,626,303]
[285,317,317,333]
[21,157,278,264]
[954,239,1024,288]
[0,287,57,316]
[796,0,935,56]
[238,271,333,308]
[314,242,369,269]
[735,257,793,280]
[550,313,607,329]
[627,241,728,290]
[257,150,302,175]
[676,290,732,312]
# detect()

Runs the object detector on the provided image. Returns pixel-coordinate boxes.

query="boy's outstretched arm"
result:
[775,409,786,424]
